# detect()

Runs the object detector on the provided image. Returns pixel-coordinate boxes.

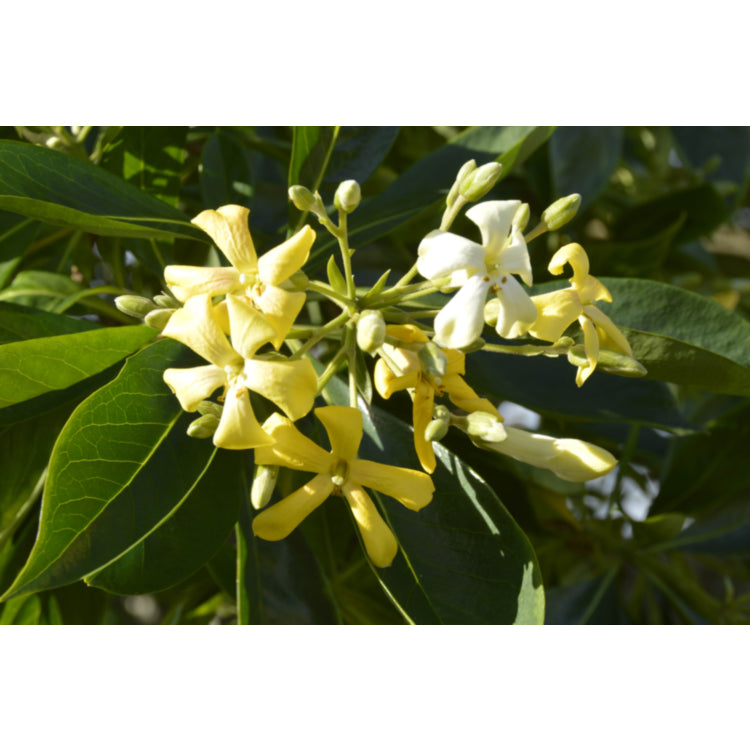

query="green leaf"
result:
[100,126,188,207]
[0,301,98,344]
[289,126,339,192]
[357,398,545,624]
[549,127,623,210]
[86,448,243,595]
[602,278,750,396]
[544,569,625,624]
[309,126,555,269]
[0,140,205,241]
[200,132,254,209]
[322,126,399,187]
[0,324,156,410]
[0,338,222,600]
[0,211,40,289]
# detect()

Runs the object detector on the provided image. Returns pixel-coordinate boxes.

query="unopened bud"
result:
[114,294,157,319]
[356,310,386,354]
[513,203,530,232]
[465,411,507,443]
[144,307,176,331]
[424,405,451,442]
[187,413,220,439]
[251,464,280,510]
[567,345,647,378]
[153,294,178,309]
[459,162,503,202]
[197,400,223,418]
[418,341,448,378]
[447,159,477,207]
[541,193,581,231]
[334,180,361,214]
[289,185,322,214]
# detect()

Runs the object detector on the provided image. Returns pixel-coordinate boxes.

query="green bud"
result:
[114,294,157,319]
[459,337,486,353]
[197,400,223,418]
[424,404,451,442]
[334,180,361,214]
[286,269,309,290]
[356,310,386,354]
[418,341,448,378]
[144,308,176,331]
[187,413,220,439]
[465,411,507,443]
[153,294,178,309]
[447,159,477,207]
[251,464,280,510]
[459,162,503,202]
[567,345,647,377]
[541,193,582,231]
[288,185,318,212]
[513,203,530,233]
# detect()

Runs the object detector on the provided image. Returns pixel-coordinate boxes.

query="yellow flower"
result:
[164,205,315,349]
[252,406,435,567]
[374,324,499,473]
[161,293,317,449]
[528,243,632,386]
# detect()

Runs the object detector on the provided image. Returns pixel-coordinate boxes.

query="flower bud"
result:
[513,203,530,232]
[424,405,451,442]
[447,159,477,207]
[251,463,280,510]
[541,193,582,231]
[114,294,157,319]
[356,310,386,354]
[567,345,647,377]
[465,411,507,443]
[144,308,176,331]
[334,180,361,214]
[285,269,309,290]
[197,400,223,418]
[153,294,178,309]
[289,185,321,214]
[459,162,503,202]
[418,341,448,378]
[187,413,220,439]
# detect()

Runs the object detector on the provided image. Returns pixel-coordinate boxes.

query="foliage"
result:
[1,125,749,625]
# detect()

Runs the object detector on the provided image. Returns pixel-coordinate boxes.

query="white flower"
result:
[417,200,537,348]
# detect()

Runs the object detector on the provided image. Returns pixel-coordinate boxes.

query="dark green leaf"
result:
[0,324,156,410]
[549,127,623,210]
[0,140,205,241]
[323,126,399,187]
[200,132,254,209]
[0,211,40,288]
[0,338,222,599]
[289,126,338,192]
[544,569,625,624]
[0,301,98,344]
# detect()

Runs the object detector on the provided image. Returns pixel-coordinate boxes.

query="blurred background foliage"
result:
[1,125,749,624]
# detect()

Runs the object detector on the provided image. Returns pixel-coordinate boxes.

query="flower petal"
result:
[257,225,315,286]
[384,324,429,345]
[244,358,317,421]
[162,294,240,368]
[250,285,306,349]
[576,314,599,386]
[255,412,331,474]
[191,205,258,274]
[443,374,500,417]
[225,295,278,358]
[491,274,538,339]
[163,364,226,412]
[417,230,486,284]
[349,458,435,511]
[548,242,589,288]
[413,379,436,473]
[314,405,363,462]
[164,265,240,303]
[252,474,334,541]
[466,200,520,264]
[495,227,533,286]
[373,357,419,399]
[214,387,273,449]
[342,483,399,567]
[585,305,633,357]
[528,288,583,342]
[433,274,491,349]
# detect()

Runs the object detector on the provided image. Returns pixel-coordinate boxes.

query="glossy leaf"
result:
[0,324,156,410]
[357,397,545,624]
[0,301,98,344]
[86,448,243,595]
[289,126,338,192]
[323,126,399,186]
[549,127,623,210]
[200,132,254,209]
[0,338,220,600]
[0,140,205,241]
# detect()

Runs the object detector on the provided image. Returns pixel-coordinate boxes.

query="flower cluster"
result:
[116,160,643,569]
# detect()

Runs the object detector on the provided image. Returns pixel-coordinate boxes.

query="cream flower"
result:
[161,293,317,449]
[252,406,435,567]
[374,324,499,473]
[417,200,537,348]
[164,205,315,348]
[527,243,633,386]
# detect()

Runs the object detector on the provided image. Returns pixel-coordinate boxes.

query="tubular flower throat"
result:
[164,204,315,349]
[374,324,500,473]
[251,406,435,567]
[417,200,538,349]
[527,243,633,386]
[161,293,317,450]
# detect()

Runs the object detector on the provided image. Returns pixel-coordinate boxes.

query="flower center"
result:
[330,459,350,487]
